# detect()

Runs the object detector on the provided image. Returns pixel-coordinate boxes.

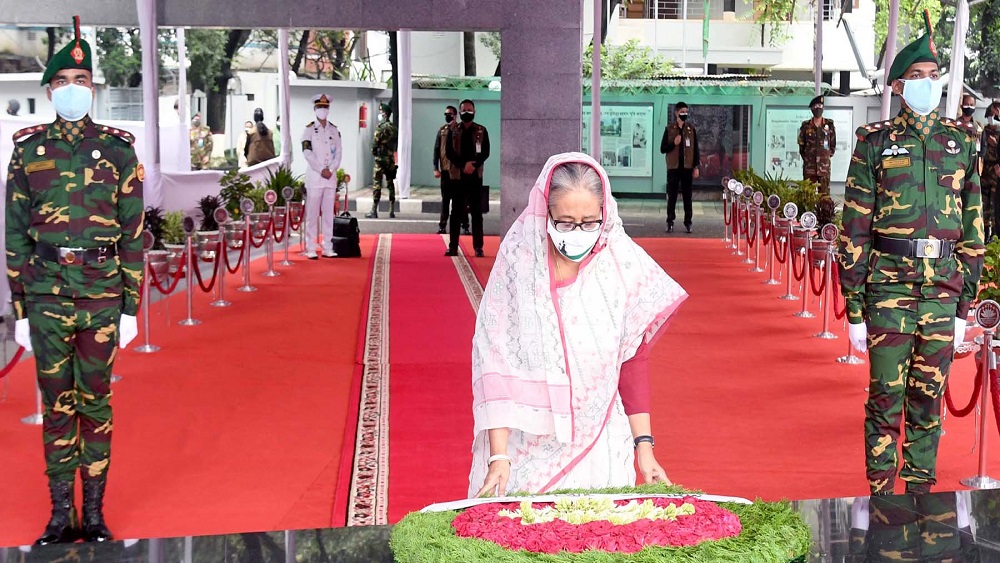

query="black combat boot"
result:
[389,200,396,219]
[81,477,113,543]
[34,479,80,546]
[365,200,379,219]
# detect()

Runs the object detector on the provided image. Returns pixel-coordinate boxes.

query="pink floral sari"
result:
[468,152,687,496]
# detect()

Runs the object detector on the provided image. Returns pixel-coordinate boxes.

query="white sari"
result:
[468,152,687,496]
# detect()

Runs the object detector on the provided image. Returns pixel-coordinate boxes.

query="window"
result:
[247,93,255,101]
[27,98,35,114]
[27,31,37,41]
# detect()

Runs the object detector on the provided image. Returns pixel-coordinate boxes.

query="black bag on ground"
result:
[332,212,361,257]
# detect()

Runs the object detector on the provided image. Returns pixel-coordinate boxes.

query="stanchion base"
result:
[134,345,160,354]
[763,279,781,285]
[741,258,754,265]
[960,476,1000,489]
[110,374,122,383]
[837,355,865,365]
[794,311,816,318]
[179,318,202,326]
[210,300,232,308]
[280,260,294,266]
[21,413,42,425]
[779,294,800,300]
[237,286,258,292]
[750,267,765,273]
[733,250,745,256]
[814,331,837,339]
[262,270,281,277]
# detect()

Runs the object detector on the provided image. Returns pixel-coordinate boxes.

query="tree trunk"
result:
[463,31,477,76]
[207,29,251,134]
[601,0,623,43]
[291,30,310,75]
[389,31,399,128]
[46,27,57,63]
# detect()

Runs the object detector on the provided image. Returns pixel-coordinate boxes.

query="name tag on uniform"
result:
[883,157,911,169]
[476,141,482,154]
[685,138,691,147]
[25,159,56,174]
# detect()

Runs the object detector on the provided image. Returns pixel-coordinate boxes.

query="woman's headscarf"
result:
[471,152,687,445]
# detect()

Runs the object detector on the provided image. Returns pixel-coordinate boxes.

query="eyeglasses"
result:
[550,215,603,233]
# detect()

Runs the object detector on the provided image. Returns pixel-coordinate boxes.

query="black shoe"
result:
[475,249,484,258]
[444,249,458,257]
[365,211,378,219]
[35,479,80,546]
[685,224,692,233]
[462,227,471,236]
[82,478,113,543]
[436,228,446,234]
[905,482,931,495]
[389,211,396,218]
[666,222,673,233]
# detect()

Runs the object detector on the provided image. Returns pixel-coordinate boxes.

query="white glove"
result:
[14,318,31,352]
[848,321,867,354]
[954,317,967,349]
[119,314,138,349]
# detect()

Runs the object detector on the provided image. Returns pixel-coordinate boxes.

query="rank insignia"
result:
[36,146,45,156]
[71,45,85,65]
[882,144,910,157]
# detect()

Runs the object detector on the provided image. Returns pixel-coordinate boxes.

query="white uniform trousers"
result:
[305,186,336,254]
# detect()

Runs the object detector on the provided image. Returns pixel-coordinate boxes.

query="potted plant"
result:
[161,211,186,274]
[144,206,166,250]
[219,169,255,220]
[262,165,304,207]
[198,195,222,232]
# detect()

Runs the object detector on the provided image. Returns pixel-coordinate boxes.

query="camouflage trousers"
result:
[982,171,998,238]
[848,493,970,561]
[372,158,396,206]
[28,297,120,483]
[805,173,831,196]
[864,291,956,494]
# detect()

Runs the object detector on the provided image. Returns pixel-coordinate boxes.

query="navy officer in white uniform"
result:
[301,93,343,259]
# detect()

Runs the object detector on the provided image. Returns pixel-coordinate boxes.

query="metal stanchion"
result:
[732,183,745,256]
[837,330,866,364]
[135,231,160,353]
[262,190,280,277]
[961,300,1000,489]
[750,191,764,272]
[21,385,42,425]
[741,189,755,265]
[764,195,781,285]
[179,217,201,325]
[211,208,233,306]
[793,212,818,318]
[722,179,732,244]
[238,198,258,293]
[281,186,295,267]
[779,203,799,300]
[814,224,839,338]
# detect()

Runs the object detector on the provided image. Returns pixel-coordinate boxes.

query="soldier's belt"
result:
[35,242,117,266]
[873,234,956,259]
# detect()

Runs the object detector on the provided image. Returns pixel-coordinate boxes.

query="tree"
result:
[873,0,942,68]
[255,29,361,80]
[582,39,676,79]
[479,32,501,76]
[462,31,477,76]
[186,29,251,133]
[94,28,175,88]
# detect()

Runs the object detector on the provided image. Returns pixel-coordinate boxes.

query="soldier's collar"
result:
[892,108,941,137]
[47,115,97,141]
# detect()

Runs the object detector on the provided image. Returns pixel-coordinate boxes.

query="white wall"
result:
[360,30,501,79]
[0,74,55,120]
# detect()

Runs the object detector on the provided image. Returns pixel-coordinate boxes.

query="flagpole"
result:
[880,0,900,120]
[682,0,688,72]
[591,0,602,159]
[815,0,823,95]
[702,0,709,75]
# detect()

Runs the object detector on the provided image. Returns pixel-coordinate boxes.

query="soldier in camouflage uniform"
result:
[5,17,144,545]
[189,113,213,170]
[846,493,980,561]
[798,95,836,195]
[980,101,1000,239]
[366,103,398,219]
[838,11,984,496]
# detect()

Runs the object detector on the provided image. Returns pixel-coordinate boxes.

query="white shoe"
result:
[322,251,338,258]
[305,251,318,260]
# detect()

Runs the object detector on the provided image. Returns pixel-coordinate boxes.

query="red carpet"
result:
[0,238,374,546]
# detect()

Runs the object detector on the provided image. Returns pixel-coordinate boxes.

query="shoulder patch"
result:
[857,120,892,140]
[306,121,315,127]
[96,124,135,145]
[12,124,46,144]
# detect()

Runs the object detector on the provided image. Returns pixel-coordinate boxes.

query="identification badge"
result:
[25,159,56,174]
[822,140,829,151]
[476,141,482,154]
[685,138,691,147]
[883,157,911,169]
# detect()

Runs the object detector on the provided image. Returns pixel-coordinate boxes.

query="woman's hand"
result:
[636,444,671,485]
[476,459,511,498]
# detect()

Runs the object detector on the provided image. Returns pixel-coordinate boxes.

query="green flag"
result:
[702,0,710,63]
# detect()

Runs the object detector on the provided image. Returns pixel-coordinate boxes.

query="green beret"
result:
[41,16,92,86]
[809,96,824,108]
[380,103,392,114]
[887,9,939,84]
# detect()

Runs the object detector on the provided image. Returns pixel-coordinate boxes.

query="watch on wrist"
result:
[634,435,655,449]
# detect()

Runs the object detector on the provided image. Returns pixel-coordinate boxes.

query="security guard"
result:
[5,17,144,544]
[981,101,1000,239]
[301,93,342,259]
[798,95,836,195]
[838,11,984,496]
[366,103,397,219]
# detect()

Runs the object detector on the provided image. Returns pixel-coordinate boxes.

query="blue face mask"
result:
[900,77,943,116]
[51,84,93,121]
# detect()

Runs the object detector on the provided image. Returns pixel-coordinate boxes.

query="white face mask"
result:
[315,107,329,121]
[547,221,601,262]
[900,76,944,116]
[50,84,92,121]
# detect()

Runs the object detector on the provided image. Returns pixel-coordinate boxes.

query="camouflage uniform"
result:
[798,117,836,195]
[980,122,1000,238]
[838,107,984,495]
[368,105,397,218]
[189,122,213,170]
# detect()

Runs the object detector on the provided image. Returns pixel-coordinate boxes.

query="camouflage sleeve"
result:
[830,121,837,156]
[838,127,877,324]
[5,145,32,320]
[956,139,985,319]
[797,123,805,155]
[117,151,145,316]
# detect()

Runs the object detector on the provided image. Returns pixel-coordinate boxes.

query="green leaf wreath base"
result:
[390,484,811,562]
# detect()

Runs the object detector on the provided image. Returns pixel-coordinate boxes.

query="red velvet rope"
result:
[288,209,304,231]
[148,261,186,295]
[990,367,1000,442]
[224,240,246,275]
[731,205,739,237]
[832,277,847,320]
[944,363,985,418]
[249,218,271,249]
[773,233,789,264]
[745,214,757,246]
[271,213,288,244]
[791,246,807,281]
[0,347,26,380]
[192,244,221,293]
[722,197,731,226]
[809,255,828,297]
[761,219,772,246]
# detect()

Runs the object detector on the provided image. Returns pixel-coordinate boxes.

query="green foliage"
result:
[391,483,810,563]
[246,187,269,213]
[94,28,175,88]
[197,195,222,231]
[583,40,677,79]
[261,165,305,207]
[732,168,822,221]
[978,238,1000,303]
[218,169,256,220]
[742,0,798,47]
[873,0,943,64]
[185,29,230,94]
[479,32,501,60]
[144,206,166,250]
[162,211,186,245]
